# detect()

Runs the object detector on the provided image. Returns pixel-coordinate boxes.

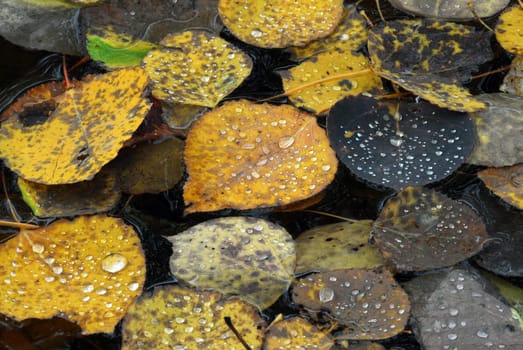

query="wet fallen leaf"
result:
[496,5,523,55]
[481,270,523,319]
[388,0,510,19]
[109,137,184,195]
[263,316,334,350]
[161,102,208,130]
[17,167,120,218]
[500,55,523,97]
[403,268,523,350]
[167,216,295,309]
[372,187,488,271]
[87,27,158,69]
[368,19,492,112]
[295,220,384,274]
[292,268,410,340]
[280,50,382,114]
[218,0,344,48]
[327,96,476,190]
[0,215,145,334]
[288,5,368,60]
[183,100,338,213]
[143,30,252,107]
[478,164,523,210]
[467,93,523,167]
[121,284,266,350]
[0,67,151,185]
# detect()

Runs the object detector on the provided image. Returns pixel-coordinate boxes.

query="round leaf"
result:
[0,215,146,334]
[263,317,334,350]
[218,0,344,48]
[183,100,338,213]
[372,187,488,271]
[143,30,252,107]
[292,268,410,340]
[167,216,296,309]
[0,67,151,185]
[327,96,476,190]
[496,5,523,55]
[122,284,266,350]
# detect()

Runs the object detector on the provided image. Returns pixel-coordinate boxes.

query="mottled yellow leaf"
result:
[143,30,252,107]
[0,67,151,185]
[496,5,523,55]
[183,100,338,213]
[218,0,344,48]
[122,284,266,350]
[263,317,334,350]
[167,216,295,309]
[0,215,145,334]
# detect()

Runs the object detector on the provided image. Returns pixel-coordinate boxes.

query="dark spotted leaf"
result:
[496,5,523,55]
[263,317,334,350]
[403,268,523,350]
[292,268,410,340]
[167,216,295,309]
[327,96,476,190]
[368,19,493,112]
[478,164,523,210]
[372,187,488,271]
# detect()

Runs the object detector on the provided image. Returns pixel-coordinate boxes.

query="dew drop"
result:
[82,283,94,293]
[128,282,140,292]
[278,136,295,149]
[321,165,331,171]
[52,266,63,274]
[164,327,174,335]
[101,253,128,273]
[319,287,335,303]
[390,136,404,147]
[449,308,459,316]
[251,30,263,38]
[32,243,45,254]
[447,333,458,340]
[476,330,488,338]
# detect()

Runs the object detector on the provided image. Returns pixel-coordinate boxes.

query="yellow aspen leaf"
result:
[292,268,410,340]
[288,5,368,60]
[295,220,384,274]
[281,50,382,114]
[368,19,492,112]
[496,5,523,55]
[0,67,151,185]
[17,168,120,218]
[263,317,334,350]
[121,284,266,350]
[478,164,523,210]
[218,0,344,48]
[183,100,338,213]
[0,215,145,334]
[142,30,252,107]
[167,216,295,310]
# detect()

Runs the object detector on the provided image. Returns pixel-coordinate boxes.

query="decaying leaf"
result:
[372,187,488,271]
[280,50,382,114]
[368,19,492,112]
[292,268,410,340]
[0,67,151,185]
[327,96,476,190]
[403,268,523,350]
[288,5,368,60]
[121,284,266,350]
[388,0,510,19]
[478,164,523,210]
[167,216,295,309]
[108,138,184,194]
[0,215,145,334]
[183,100,338,213]
[467,93,523,167]
[161,102,208,130]
[295,220,384,274]
[500,55,523,97]
[87,27,158,69]
[17,167,120,218]
[143,30,252,107]
[218,0,344,48]
[496,5,523,55]
[263,317,334,350]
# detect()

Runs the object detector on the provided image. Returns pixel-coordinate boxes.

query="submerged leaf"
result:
[295,220,384,274]
[368,19,492,112]
[0,215,145,334]
[143,30,252,107]
[218,0,344,48]
[167,216,295,309]
[496,5,523,55]
[327,96,476,190]
[478,164,523,210]
[292,268,410,340]
[388,0,510,19]
[122,284,266,350]
[183,100,338,213]
[0,67,151,185]
[372,187,488,271]
[263,317,334,350]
